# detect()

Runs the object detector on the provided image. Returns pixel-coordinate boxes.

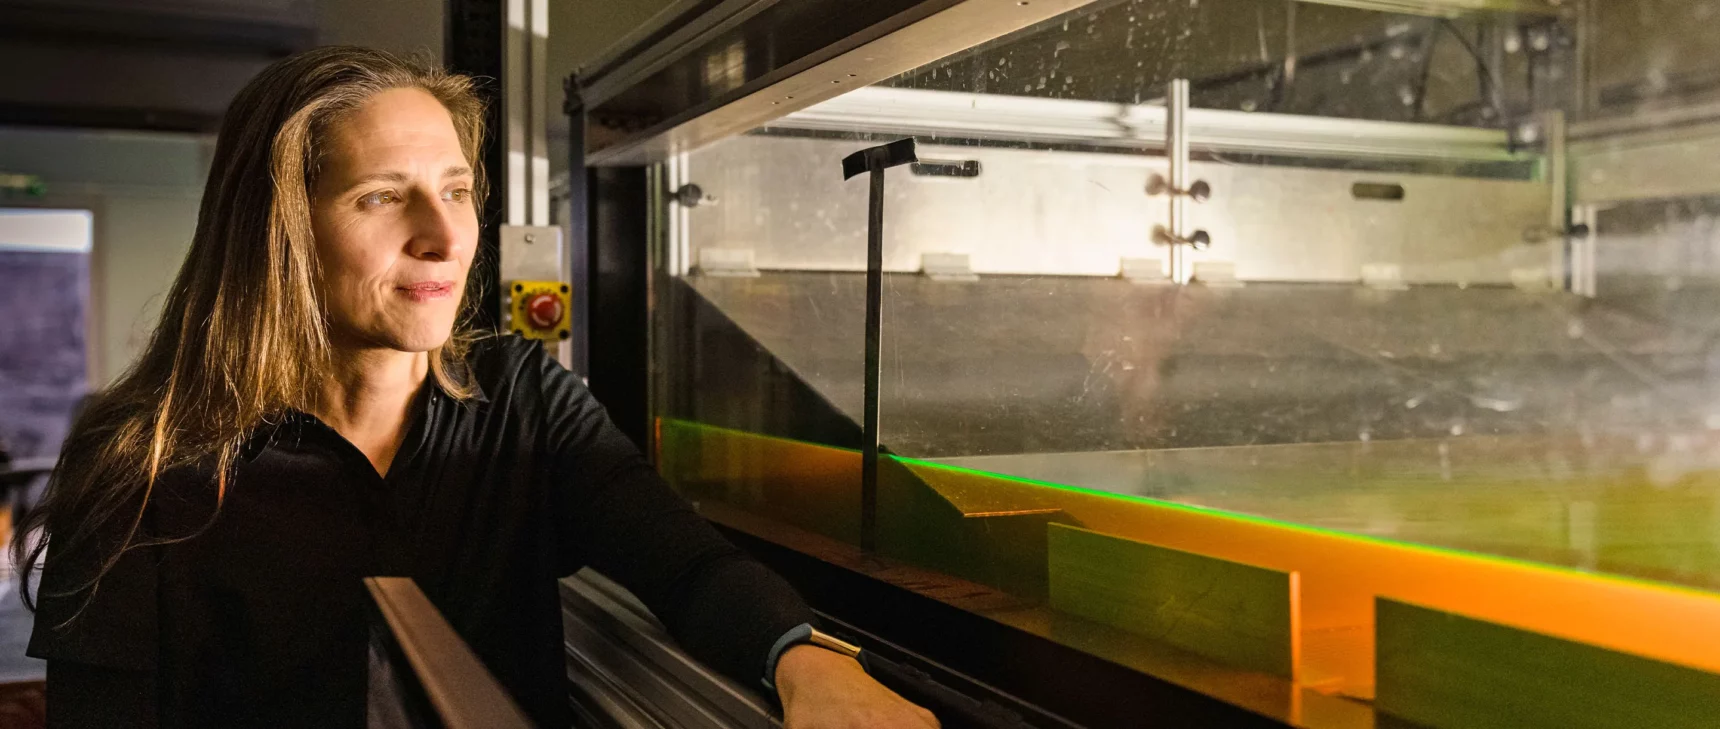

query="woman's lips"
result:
[398,280,456,302]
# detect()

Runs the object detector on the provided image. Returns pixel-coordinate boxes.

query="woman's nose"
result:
[405,192,467,262]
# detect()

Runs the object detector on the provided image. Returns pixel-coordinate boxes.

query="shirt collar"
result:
[432,366,490,404]
[255,366,487,452]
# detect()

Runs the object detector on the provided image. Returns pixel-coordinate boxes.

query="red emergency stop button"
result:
[526,293,564,329]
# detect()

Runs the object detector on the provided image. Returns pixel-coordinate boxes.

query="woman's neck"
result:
[314,346,430,476]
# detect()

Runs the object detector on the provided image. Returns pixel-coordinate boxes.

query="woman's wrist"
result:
[774,644,940,728]
[774,643,866,702]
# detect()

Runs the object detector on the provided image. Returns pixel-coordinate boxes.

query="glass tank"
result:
[645,0,1720,722]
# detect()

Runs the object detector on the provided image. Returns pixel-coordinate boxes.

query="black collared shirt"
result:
[28,336,814,728]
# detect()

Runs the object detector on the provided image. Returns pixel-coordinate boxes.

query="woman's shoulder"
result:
[467,331,546,367]
[463,333,588,406]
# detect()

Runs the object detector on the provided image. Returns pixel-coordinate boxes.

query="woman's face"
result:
[311,87,478,354]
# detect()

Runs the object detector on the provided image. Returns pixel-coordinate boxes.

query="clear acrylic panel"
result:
[652,0,1720,712]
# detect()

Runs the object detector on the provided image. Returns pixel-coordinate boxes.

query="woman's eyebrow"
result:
[342,166,472,190]
[345,171,411,190]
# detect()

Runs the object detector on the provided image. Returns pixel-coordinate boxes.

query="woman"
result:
[15,47,937,729]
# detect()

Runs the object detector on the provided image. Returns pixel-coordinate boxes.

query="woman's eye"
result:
[443,188,471,203]
[360,190,400,207]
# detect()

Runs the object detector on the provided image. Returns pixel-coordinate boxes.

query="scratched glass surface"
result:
[656,0,1720,592]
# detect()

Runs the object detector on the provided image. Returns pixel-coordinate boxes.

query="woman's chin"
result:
[355,323,454,354]
[393,328,454,353]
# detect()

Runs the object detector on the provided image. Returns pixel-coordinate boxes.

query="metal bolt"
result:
[1145,174,1210,202]
[1188,180,1211,203]
[674,183,708,207]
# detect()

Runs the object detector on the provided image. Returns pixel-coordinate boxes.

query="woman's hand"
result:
[775,645,940,729]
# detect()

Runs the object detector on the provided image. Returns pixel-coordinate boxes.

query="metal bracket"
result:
[842,138,918,181]
[672,183,716,208]
[1121,257,1173,284]
[1153,227,1212,250]
[1146,175,1212,203]
[841,137,918,554]
[1191,261,1243,287]
[694,248,760,277]
[1510,266,1559,292]
[498,225,565,336]
[1160,79,1212,282]
[920,252,977,282]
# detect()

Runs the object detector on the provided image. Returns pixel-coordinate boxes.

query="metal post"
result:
[863,167,884,552]
[1547,109,1569,295]
[1545,110,1568,240]
[563,81,590,376]
[445,0,504,332]
[504,0,551,227]
[1575,0,1597,118]
[1571,204,1598,297]
[497,0,572,365]
[1167,79,1191,284]
[841,138,918,553]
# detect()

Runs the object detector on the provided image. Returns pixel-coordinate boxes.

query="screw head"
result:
[1188,179,1212,203]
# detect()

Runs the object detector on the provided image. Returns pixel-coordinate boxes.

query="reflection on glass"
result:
[648,0,1720,712]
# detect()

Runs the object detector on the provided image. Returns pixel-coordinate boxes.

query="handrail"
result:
[365,577,536,729]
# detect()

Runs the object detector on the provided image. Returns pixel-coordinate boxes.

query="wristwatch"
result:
[761,622,863,692]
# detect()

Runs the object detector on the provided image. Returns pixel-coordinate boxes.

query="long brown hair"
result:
[13,47,490,618]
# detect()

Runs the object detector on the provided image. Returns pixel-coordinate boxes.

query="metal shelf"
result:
[772,87,1530,163]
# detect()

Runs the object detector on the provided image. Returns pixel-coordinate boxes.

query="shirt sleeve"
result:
[534,344,817,688]
[29,489,162,726]
[45,660,158,729]
[27,500,159,672]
